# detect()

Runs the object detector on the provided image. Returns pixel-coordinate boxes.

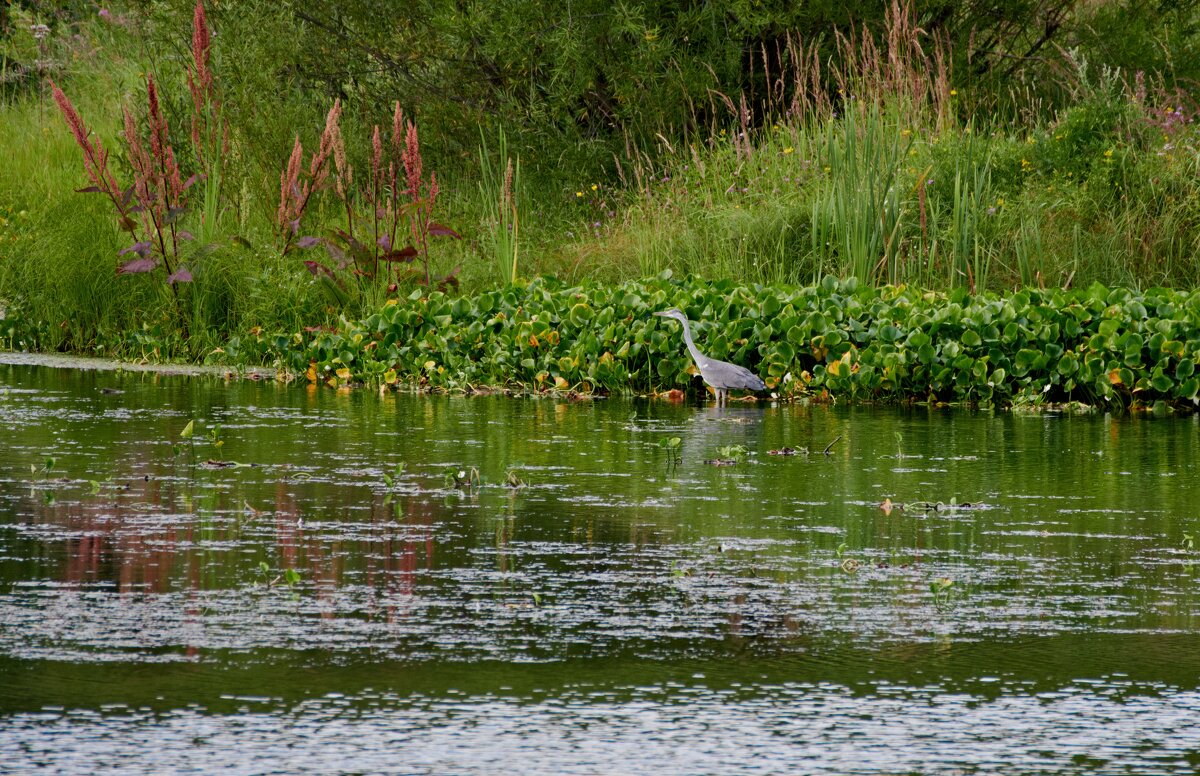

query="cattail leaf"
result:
[118,257,158,274]
[167,267,193,284]
[428,223,462,239]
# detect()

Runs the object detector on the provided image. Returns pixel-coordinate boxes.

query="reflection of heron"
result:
[654,308,766,405]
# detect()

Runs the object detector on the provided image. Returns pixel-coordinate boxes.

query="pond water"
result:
[1,361,1199,774]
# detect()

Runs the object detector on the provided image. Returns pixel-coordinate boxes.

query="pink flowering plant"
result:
[279,101,462,297]
[51,0,228,333]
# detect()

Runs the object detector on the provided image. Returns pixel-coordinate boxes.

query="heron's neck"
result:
[679,320,706,368]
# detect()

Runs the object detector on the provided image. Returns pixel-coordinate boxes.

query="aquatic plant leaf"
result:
[118,257,157,274]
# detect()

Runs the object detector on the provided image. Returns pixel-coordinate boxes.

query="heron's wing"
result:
[706,359,767,391]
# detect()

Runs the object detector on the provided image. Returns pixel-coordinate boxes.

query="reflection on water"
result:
[2,362,1200,773]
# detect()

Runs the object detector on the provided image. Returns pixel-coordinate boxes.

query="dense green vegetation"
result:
[1,0,1199,406]
[227,274,1200,410]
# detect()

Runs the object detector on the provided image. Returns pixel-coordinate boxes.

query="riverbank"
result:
[7,275,1198,411]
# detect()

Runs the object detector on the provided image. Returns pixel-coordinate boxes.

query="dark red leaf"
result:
[381,246,419,263]
[437,265,462,291]
[377,234,392,251]
[120,186,136,207]
[119,216,138,234]
[296,236,321,248]
[324,242,349,268]
[304,260,336,279]
[119,241,153,258]
[428,223,462,239]
[178,230,195,241]
[167,267,193,284]
[118,258,158,274]
[75,186,103,194]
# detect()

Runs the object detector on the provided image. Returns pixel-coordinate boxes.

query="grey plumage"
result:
[654,308,766,404]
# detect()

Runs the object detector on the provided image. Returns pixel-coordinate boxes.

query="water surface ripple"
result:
[2,363,1199,773]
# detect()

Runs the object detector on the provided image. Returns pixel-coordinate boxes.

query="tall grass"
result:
[477,128,521,285]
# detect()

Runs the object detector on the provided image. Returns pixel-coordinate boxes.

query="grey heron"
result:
[654,308,766,404]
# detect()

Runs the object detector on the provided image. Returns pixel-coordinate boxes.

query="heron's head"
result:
[653,308,687,325]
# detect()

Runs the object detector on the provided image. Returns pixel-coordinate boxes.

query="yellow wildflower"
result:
[783,147,794,154]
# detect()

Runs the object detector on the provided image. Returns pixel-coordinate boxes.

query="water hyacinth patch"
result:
[243,273,1200,410]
